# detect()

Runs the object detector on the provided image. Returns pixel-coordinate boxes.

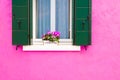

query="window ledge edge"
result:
[23,44,81,51]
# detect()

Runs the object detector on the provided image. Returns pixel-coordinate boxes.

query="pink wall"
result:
[0,0,120,80]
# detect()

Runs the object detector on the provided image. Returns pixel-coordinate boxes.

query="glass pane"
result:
[37,0,50,38]
[56,0,69,39]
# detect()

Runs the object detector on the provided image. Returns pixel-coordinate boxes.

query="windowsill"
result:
[23,44,81,51]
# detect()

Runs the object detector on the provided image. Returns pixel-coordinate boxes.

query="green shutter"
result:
[73,0,91,45]
[12,0,32,45]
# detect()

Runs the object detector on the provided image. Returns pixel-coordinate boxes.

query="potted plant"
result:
[42,31,60,45]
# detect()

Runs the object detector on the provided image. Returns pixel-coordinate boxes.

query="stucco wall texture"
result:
[0,0,120,80]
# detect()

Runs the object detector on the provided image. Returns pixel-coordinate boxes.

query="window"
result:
[12,0,91,51]
[37,0,70,39]
[33,0,72,45]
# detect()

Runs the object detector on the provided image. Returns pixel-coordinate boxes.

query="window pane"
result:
[56,0,69,39]
[37,0,50,38]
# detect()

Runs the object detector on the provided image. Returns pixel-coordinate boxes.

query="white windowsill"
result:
[23,44,81,51]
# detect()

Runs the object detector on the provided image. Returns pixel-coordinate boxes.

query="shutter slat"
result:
[76,0,89,7]
[75,32,90,45]
[12,0,28,6]
[12,31,29,45]
[12,6,28,18]
[76,8,89,18]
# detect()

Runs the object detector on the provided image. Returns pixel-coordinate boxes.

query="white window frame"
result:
[33,0,72,45]
[23,0,81,51]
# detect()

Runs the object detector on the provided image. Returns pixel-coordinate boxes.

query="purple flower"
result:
[52,31,55,35]
[52,31,60,37]
[47,31,51,35]
[56,33,60,37]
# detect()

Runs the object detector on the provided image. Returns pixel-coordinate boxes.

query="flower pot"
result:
[42,40,59,45]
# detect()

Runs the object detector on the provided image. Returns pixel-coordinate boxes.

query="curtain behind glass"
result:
[56,0,69,39]
[37,0,50,38]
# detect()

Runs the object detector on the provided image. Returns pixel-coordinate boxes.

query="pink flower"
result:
[52,35,56,38]
[52,31,60,37]
[47,31,51,35]
[56,33,60,37]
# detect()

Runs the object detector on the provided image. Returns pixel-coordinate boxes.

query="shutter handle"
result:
[87,14,91,21]
[82,20,85,31]
[18,20,22,29]
[13,14,15,19]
